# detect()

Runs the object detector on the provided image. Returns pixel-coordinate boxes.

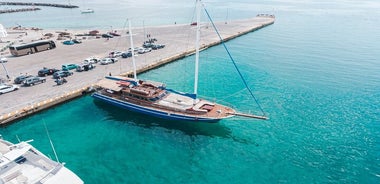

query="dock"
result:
[0,8,41,14]
[0,2,78,8]
[0,15,275,125]
[0,2,78,14]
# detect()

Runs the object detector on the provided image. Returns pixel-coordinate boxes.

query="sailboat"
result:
[80,1,94,13]
[92,0,267,122]
[80,8,94,13]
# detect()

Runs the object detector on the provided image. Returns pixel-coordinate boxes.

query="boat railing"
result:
[38,163,64,182]
[197,95,268,120]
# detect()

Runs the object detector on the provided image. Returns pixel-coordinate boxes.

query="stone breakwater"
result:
[0,7,41,14]
[0,2,78,8]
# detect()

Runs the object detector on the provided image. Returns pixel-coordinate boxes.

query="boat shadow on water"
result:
[93,100,233,138]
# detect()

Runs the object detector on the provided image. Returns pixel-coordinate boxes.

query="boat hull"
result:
[92,92,229,122]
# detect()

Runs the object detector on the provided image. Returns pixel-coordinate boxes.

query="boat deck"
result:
[158,93,194,111]
[0,141,53,183]
[0,139,83,183]
[95,78,236,120]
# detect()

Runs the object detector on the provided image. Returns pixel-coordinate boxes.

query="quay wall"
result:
[0,86,92,126]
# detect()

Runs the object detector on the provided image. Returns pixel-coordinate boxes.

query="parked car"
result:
[53,70,73,79]
[62,40,75,45]
[14,74,33,84]
[127,47,138,52]
[142,42,154,48]
[102,34,113,38]
[121,52,132,58]
[84,57,99,64]
[0,84,19,95]
[100,58,118,65]
[108,32,121,36]
[38,68,59,77]
[109,51,123,58]
[0,57,7,63]
[144,48,152,53]
[137,47,150,54]
[72,39,82,44]
[23,76,46,86]
[62,64,78,71]
[76,63,95,72]
[152,44,165,50]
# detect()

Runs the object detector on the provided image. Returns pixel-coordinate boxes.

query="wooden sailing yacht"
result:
[92,0,267,122]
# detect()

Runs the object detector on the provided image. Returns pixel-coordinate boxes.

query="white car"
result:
[127,47,138,52]
[100,58,118,65]
[0,84,19,95]
[109,51,123,58]
[144,48,152,53]
[0,57,7,63]
[84,57,99,64]
[137,47,146,54]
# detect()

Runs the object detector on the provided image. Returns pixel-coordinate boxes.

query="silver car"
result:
[100,58,118,65]
[23,76,46,86]
[0,84,19,95]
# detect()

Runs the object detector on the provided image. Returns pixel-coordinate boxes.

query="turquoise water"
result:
[1,0,380,183]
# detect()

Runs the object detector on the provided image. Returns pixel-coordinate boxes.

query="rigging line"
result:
[219,87,247,102]
[201,3,266,116]
[43,120,60,163]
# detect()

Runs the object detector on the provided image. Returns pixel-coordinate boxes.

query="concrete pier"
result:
[0,2,78,8]
[0,8,41,14]
[0,16,275,125]
[0,2,78,14]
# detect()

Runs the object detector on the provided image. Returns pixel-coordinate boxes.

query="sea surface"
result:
[1,0,380,183]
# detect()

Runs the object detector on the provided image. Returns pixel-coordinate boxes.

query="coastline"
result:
[0,16,275,125]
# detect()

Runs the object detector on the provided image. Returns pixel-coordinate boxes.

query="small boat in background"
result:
[81,8,94,13]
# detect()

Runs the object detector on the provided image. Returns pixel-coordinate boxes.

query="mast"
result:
[128,19,137,81]
[193,0,201,103]
[143,20,146,44]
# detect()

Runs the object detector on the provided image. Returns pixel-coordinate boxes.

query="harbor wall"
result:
[0,86,92,126]
[0,2,78,14]
[0,8,41,14]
